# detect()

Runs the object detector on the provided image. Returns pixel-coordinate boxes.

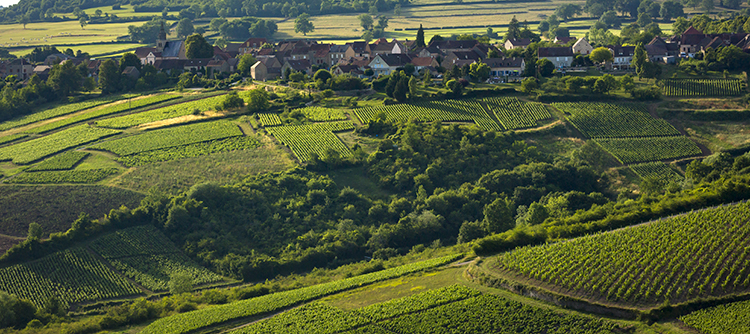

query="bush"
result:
[631,85,662,100]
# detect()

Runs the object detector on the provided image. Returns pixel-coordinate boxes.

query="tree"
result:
[593,73,618,93]
[119,53,142,73]
[47,61,82,97]
[445,79,463,97]
[481,197,514,234]
[294,13,314,36]
[361,30,374,42]
[408,76,418,98]
[98,59,121,94]
[521,77,538,92]
[314,69,332,83]
[18,14,29,29]
[632,44,647,79]
[247,88,270,112]
[376,16,389,30]
[660,1,684,22]
[505,16,521,40]
[27,223,42,240]
[637,12,652,27]
[394,4,402,17]
[600,10,621,29]
[536,58,555,77]
[169,273,193,294]
[237,54,258,76]
[210,18,228,31]
[79,17,88,29]
[620,74,635,92]
[469,62,490,82]
[673,17,689,35]
[429,34,444,44]
[185,34,214,59]
[590,47,614,68]
[416,24,426,48]
[357,14,373,31]
[701,0,714,13]
[555,4,582,21]
[177,18,194,38]
[615,0,640,17]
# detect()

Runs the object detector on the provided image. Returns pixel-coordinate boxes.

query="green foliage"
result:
[294,13,314,35]
[354,99,500,131]
[0,134,27,146]
[0,247,141,308]
[116,136,261,167]
[258,113,282,126]
[176,18,194,38]
[0,95,128,131]
[25,151,89,171]
[0,125,120,164]
[594,136,702,163]
[498,201,750,305]
[536,58,555,77]
[589,47,613,64]
[169,273,194,295]
[629,162,684,184]
[96,92,237,128]
[484,97,550,130]
[216,92,245,111]
[681,299,750,334]
[246,89,270,113]
[6,168,120,184]
[236,302,369,333]
[90,226,182,258]
[554,102,680,138]
[114,253,222,292]
[662,79,744,97]
[26,94,180,134]
[266,121,355,161]
[92,120,243,156]
[354,285,480,321]
[140,254,462,334]
[293,106,347,121]
[185,34,214,59]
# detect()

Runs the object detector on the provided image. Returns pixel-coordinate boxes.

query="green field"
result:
[95,93,230,128]
[681,299,750,334]
[6,168,119,184]
[116,135,261,167]
[266,121,355,161]
[294,106,348,122]
[354,99,500,131]
[496,201,750,306]
[484,97,551,130]
[629,162,684,183]
[0,125,120,164]
[663,79,745,97]
[594,136,702,163]
[554,102,680,139]
[0,94,130,132]
[25,151,90,171]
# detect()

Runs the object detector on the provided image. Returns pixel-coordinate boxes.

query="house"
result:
[252,57,282,80]
[346,41,371,58]
[134,24,186,65]
[679,26,708,57]
[504,38,533,50]
[538,47,574,69]
[87,59,102,76]
[554,36,577,45]
[183,59,212,72]
[369,38,407,56]
[32,65,52,80]
[333,64,367,77]
[609,45,636,70]
[572,38,594,55]
[207,59,230,77]
[251,61,268,81]
[442,50,482,69]
[484,57,525,77]
[328,44,353,66]
[645,36,679,62]
[368,54,411,76]
[410,56,439,74]
[281,59,312,77]
[5,59,33,80]
[152,59,186,74]
[122,66,140,79]
[223,43,242,57]
[429,40,480,53]
[239,38,267,54]
[44,53,73,65]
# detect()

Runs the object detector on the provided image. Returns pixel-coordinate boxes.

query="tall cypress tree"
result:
[416,24,426,47]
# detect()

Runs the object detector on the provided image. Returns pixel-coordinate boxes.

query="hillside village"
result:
[1,23,747,84]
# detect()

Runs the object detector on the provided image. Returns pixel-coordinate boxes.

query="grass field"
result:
[0,185,144,238]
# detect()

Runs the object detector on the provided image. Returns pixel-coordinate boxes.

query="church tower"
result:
[156,22,167,52]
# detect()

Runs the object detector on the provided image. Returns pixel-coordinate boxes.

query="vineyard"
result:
[95,93,229,128]
[662,79,745,97]
[496,201,750,306]
[295,106,348,121]
[258,113,282,127]
[266,121,355,161]
[629,162,684,183]
[353,99,501,131]
[0,94,133,131]
[681,299,750,334]
[90,121,243,156]
[6,168,119,184]
[0,134,27,146]
[0,247,141,308]
[484,97,551,130]
[234,286,619,334]
[116,136,261,167]
[25,94,180,134]
[88,226,225,291]
[594,136,702,164]
[0,125,120,164]
[26,151,89,171]
[140,254,462,334]
[553,102,680,139]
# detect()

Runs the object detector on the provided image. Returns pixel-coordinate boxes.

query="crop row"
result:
[0,134,27,146]
[26,94,181,134]
[109,253,225,292]
[294,106,348,121]
[629,162,683,184]
[484,97,551,130]
[140,254,463,334]
[95,93,229,129]
[0,94,134,131]
[497,201,750,306]
[90,121,243,156]
[354,99,501,131]
[554,102,680,139]
[5,168,118,184]
[116,136,261,167]
[234,302,370,334]
[663,79,744,97]
[0,125,121,164]
[257,113,282,127]
[680,299,750,334]
[89,225,182,259]
[353,285,481,321]
[26,151,90,171]
[266,121,355,162]
[594,136,702,164]
[0,247,142,308]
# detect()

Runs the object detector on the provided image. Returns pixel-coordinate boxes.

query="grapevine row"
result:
[26,151,90,171]
[6,168,118,184]
[116,136,261,167]
[0,125,120,164]
[554,102,680,139]
[594,136,702,164]
[266,121,355,161]
[353,99,501,131]
[484,97,551,130]
[663,79,744,97]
